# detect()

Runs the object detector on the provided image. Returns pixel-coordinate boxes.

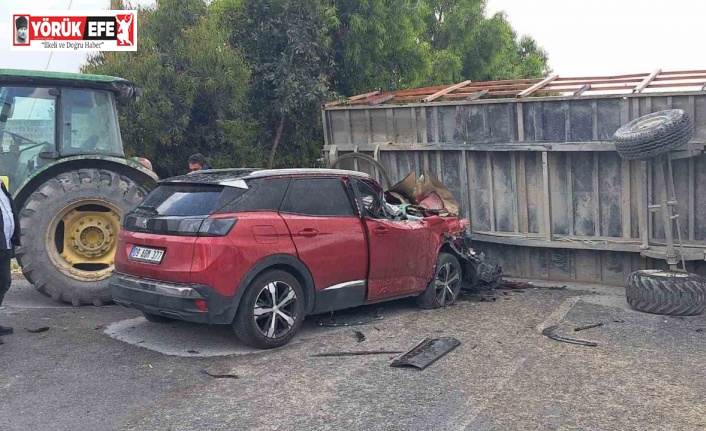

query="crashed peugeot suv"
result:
[110,168,500,349]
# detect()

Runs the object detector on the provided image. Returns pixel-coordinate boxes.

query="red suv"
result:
[110,169,474,349]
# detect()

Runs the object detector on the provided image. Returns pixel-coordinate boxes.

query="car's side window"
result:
[356,180,385,218]
[216,178,290,213]
[280,178,355,217]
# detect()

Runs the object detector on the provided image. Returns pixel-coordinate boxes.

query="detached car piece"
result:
[110,169,494,349]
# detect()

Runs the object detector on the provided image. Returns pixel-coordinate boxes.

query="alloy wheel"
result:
[253,281,299,339]
[434,263,461,306]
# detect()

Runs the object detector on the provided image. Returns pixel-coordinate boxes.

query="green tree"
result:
[420,0,550,83]
[331,0,432,95]
[215,0,338,168]
[83,0,256,177]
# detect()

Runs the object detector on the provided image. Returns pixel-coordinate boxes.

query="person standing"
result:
[0,180,21,338]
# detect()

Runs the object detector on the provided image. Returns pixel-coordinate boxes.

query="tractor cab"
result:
[0,69,137,193]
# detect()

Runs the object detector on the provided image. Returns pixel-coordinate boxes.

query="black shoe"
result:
[0,325,13,336]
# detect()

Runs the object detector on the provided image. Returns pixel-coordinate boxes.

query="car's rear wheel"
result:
[417,252,462,310]
[232,270,305,349]
[142,312,174,323]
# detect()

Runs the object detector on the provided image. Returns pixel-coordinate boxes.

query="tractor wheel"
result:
[15,169,148,306]
[626,270,706,316]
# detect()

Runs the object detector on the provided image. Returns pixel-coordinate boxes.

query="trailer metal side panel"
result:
[324,91,706,285]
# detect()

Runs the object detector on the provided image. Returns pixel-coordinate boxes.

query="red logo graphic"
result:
[115,14,134,46]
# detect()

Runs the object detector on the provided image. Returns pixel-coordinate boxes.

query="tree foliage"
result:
[83,0,551,175]
[83,0,256,177]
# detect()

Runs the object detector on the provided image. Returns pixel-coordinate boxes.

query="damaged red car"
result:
[110,169,499,349]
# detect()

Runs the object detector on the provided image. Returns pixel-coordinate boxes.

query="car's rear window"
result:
[137,184,235,217]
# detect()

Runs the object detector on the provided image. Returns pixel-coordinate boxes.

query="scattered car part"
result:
[613,109,693,160]
[201,370,238,379]
[316,316,384,327]
[390,337,461,370]
[352,330,366,342]
[25,327,50,333]
[329,152,393,189]
[626,270,706,316]
[542,325,597,347]
[312,350,403,357]
[416,252,462,309]
[574,322,603,332]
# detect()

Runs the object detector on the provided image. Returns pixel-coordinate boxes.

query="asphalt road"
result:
[1,280,705,431]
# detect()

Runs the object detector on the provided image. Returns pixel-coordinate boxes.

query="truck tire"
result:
[417,252,462,310]
[626,270,706,316]
[15,169,148,306]
[613,109,693,160]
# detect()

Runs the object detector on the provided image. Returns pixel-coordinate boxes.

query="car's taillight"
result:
[122,215,237,237]
[198,218,237,237]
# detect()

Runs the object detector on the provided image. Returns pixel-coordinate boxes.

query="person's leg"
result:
[0,249,13,335]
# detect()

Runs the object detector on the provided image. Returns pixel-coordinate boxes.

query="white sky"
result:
[1,0,704,77]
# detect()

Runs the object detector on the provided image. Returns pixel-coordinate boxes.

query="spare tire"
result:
[613,109,693,160]
[626,270,706,316]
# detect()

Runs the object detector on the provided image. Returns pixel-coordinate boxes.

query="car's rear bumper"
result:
[109,272,235,324]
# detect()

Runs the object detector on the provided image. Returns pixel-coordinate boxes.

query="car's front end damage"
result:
[376,167,503,290]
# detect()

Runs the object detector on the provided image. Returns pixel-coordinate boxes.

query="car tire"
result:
[626,270,706,316]
[142,312,174,323]
[417,252,462,310]
[613,109,693,160]
[232,270,305,349]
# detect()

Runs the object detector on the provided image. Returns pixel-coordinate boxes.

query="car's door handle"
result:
[373,227,390,236]
[298,229,319,238]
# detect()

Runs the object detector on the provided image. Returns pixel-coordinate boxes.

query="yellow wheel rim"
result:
[47,200,121,281]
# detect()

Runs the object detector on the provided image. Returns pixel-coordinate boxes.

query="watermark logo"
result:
[11,10,137,51]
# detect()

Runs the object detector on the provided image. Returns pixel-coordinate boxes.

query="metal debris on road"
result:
[542,325,597,347]
[574,322,604,332]
[352,331,366,342]
[316,316,384,327]
[390,337,461,370]
[201,370,239,379]
[312,350,403,357]
[26,327,50,333]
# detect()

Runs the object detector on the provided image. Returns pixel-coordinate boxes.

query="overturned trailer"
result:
[322,70,706,285]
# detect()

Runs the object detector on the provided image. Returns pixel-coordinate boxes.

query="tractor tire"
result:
[15,169,148,306]
[613,109,693,160]
[626,270,706,316]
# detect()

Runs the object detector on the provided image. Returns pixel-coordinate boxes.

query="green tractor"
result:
[0,69,158,306]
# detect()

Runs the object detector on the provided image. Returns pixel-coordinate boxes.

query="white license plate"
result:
[129,246,165,263]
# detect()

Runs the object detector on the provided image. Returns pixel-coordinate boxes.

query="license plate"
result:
[129,246,165,263]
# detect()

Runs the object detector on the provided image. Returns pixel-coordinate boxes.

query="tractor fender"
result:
[13,155,158,209]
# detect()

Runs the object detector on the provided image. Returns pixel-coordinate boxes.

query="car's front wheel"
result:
[232,270,305,349]
[417,252,463,310]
